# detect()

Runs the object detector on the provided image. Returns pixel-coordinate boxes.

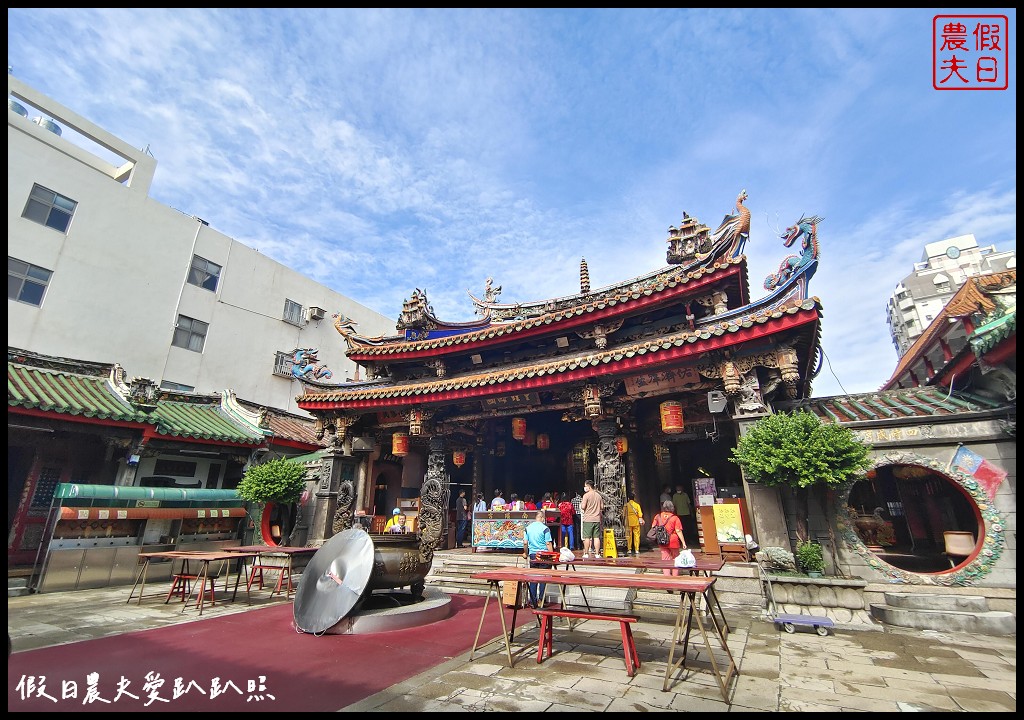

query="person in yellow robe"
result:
[625,492,645,555]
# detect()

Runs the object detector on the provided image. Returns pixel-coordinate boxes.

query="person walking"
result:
[624,492,645,556]
[580,480,604,559]
[522,510,554,608]
[672,484,694,545]
[571,490,583,550]
[557,494,576,551]
[651,500,687,575]
[455,490,469,548]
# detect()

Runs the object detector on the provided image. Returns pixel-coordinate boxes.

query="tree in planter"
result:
[237,457,306,545]
[731,410,872,552]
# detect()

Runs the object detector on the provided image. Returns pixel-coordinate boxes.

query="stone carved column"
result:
[417,437,447,565]
[594,419,626,548]
[308,447,343,546]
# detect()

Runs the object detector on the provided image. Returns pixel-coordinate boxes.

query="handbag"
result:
[674,548,696,568]
[647,517,670,546]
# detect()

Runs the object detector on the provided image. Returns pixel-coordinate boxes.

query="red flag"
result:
[950,445,1007,500]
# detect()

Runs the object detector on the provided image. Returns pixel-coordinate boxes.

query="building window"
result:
[8,257,53,306]
[283,299,304,325]
[273,351,293,377]
[22,184,77,233]
[172,315,208,353]
[159,380,195,392]
[187,255,222,292]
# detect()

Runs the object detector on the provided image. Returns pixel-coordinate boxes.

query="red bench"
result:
[532,607,641,676]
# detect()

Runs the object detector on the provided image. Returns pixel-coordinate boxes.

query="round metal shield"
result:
[293,527,375,634]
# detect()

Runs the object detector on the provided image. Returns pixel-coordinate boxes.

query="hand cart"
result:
[757,558,834,637]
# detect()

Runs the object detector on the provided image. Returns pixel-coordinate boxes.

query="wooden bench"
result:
[532,607,641,676]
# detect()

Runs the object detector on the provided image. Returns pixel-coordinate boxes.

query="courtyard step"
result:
[870,592,1016,636]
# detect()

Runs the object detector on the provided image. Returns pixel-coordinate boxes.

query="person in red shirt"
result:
[652,500,687,575]
[523,494,538,511]
[540,492,556,510]
[558,496,576,550]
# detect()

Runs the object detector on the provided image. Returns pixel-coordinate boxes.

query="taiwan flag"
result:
[950,445,1007,501]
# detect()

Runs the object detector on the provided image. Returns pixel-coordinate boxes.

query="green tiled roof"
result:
[148,400,264,445]
[8,362,147,423]
[971,309,1015,356]
[782,387,1004,423]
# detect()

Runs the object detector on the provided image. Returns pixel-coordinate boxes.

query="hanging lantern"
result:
[583,385,602,418]
[511,417,527,440]
[392,432,409,456]
[408,408,423,436]
[523,429,536,447]
[536,433,550,451]
[495,440,506,457]
[452,450,467,467]
[659,400,685,434]
[615,435,629,454]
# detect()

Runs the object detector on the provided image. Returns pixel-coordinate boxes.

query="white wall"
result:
[8,77,394,416]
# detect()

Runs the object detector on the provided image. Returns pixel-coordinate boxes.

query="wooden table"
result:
[127,550,257,615]
[222,545,319,598]
[469,566,738,702]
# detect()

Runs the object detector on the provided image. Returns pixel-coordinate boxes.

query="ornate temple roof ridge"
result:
[469,236,734,322]
[299,296,820,406]
[779,386,1011,424]
[346,255,747,358]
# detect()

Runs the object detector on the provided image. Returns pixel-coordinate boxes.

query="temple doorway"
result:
[846,463,981,573]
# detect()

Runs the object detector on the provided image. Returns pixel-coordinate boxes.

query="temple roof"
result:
[883,269,1015,390]
[779,386,1008,424]
[344,257,747,359]
[299,296,820,409]
[9,349,268,447]
[146,398,264,445]
[8,359,148,424]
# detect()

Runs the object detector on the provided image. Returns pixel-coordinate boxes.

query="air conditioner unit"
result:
[307,306,326,322]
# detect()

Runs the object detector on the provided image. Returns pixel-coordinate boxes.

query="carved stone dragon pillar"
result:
[417,437,448,565]
[594,419,626,548]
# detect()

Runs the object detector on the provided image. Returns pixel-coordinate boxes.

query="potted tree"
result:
[796,539,825,578]
[237,457,307,545]
[731,410,871,570]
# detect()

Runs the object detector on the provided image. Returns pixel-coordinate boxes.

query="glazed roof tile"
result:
[301,297,819,405]
[8,362,147,423]
[780,387,1003,423]
[147,400,264,445]
[347,257,746,357]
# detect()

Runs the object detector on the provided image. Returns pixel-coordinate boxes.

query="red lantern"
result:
[511,417,527,440]
[660,401,684,434]
[392,432,409,456]
[615,435,628,454]
[452,450,467,467]
[523,429,536,447]
[536,433,550,451]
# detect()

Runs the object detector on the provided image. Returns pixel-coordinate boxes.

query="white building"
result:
[886,234,1015,358]
[8,75,394,415]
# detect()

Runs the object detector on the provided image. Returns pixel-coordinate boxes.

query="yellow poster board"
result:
[712,503,744,544]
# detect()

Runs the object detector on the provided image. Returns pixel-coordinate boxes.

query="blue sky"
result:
[8,8,1016,397]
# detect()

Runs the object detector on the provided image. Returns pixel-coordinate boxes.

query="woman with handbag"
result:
[650,500,687,576]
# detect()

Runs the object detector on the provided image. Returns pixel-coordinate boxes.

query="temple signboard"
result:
[624,367,705,397]
[481,392,541,411]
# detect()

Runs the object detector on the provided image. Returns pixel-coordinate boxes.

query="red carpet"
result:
[8,595,531,712]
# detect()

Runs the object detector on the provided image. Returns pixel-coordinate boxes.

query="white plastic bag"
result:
[674,548,696,568]
[559,547,576,563]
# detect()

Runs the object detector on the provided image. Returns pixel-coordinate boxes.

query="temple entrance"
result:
[493,411,594,502]
[846,463,981,573]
